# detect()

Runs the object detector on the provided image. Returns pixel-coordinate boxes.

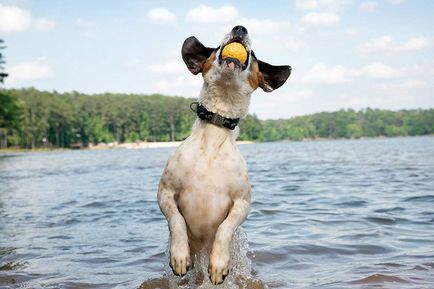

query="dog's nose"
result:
[232,25,248,37]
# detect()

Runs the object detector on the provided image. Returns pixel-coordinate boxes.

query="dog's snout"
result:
[232,25,248,37]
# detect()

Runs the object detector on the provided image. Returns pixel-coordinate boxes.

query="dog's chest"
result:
[170,136,248,193]
[166,135,249,240]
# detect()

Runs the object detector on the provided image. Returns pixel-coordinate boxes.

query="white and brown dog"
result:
[158,25,291,285]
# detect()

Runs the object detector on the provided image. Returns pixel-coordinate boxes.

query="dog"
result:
[157,25,291,285]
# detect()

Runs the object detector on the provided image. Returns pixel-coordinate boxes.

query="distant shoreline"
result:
[0,140,254,153]
[89,140,254,150]
[1,136,432,153]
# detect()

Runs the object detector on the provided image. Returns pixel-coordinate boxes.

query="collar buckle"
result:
[211,113,225,127]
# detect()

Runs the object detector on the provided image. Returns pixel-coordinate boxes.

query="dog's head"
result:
[182,25,291,93]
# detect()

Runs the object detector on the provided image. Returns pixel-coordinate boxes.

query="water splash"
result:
[164,228,266,289]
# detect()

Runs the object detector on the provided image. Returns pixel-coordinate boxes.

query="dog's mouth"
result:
[218,38,251,72]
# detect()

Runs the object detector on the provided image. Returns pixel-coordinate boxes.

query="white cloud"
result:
[360,35,430,53]
[295,0,319,10]
[295,0,354,11]
[303,63,350,84]
[34,17,56,31]
[356,62,402,79]
[385,0,406,4]
[303,62,404,84]
[397,79,426,89]
[147,60,185,74]
[0,4,56,33]
[301,12,340,26]
[147,8,176,24]
[359,1,379,12]
[0,4,32,33]
[361,35,392,52]
[186,5,238,23]
[7,58,54,82]
[399,37,430,51]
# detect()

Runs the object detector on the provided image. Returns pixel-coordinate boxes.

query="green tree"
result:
[0,92,23,148]
[239,114,263,141]
[346,123,362,138]
[385,125,406,136]
[0,39,8,84]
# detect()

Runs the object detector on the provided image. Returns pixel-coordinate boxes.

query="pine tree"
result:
[0,39,8,84]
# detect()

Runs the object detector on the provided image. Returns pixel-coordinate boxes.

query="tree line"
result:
[0,88,433,149]
[254,108,433,141]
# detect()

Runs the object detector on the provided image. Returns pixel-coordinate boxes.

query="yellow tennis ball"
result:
[221,42,247,64]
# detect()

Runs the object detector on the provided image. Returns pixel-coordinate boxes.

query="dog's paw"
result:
[208,247,230,285]
[170,240,191,276]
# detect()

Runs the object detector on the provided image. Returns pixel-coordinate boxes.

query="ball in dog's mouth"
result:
[221,42,247,64]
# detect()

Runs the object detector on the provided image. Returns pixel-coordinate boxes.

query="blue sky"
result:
[1,0,433,119]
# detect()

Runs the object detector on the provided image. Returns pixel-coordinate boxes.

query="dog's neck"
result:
[190,82,251,146]
[191,119,238,149]
[198,81,252,119]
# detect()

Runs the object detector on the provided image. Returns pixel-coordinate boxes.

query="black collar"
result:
[190,102,239,130]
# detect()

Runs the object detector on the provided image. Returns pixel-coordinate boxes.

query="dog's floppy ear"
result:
[253,52,291,92]
[182,36,215,75]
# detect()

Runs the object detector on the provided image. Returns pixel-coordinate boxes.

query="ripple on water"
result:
[251,249,291,264]
[282,244,354,256]
[75,256,121,265]
[47,235,73,240]
[402,195,434,202]
[342,244,395,255]
[81,201,115,208]
[411,265,429,271]
[349,274,409,284]
[335,200,368,208]
[365,216,400,225]
[374,206,406,213]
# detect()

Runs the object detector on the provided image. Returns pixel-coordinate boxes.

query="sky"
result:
[0,0,433,119]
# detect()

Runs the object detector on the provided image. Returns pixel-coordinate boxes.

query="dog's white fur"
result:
[158,28,289,284]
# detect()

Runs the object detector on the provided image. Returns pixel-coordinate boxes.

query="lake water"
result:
[1,137,434,289]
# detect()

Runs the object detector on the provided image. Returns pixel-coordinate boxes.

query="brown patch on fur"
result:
[160,179,167,188]
[202,52,216,75]
[199,134,206,153]
[248,60,263,90]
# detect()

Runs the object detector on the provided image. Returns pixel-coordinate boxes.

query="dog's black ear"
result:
[253,52,291,92]
[182,36,215,75]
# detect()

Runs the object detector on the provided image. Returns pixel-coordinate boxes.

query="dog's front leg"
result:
[158,180,191,276]
[209,192,251,284]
